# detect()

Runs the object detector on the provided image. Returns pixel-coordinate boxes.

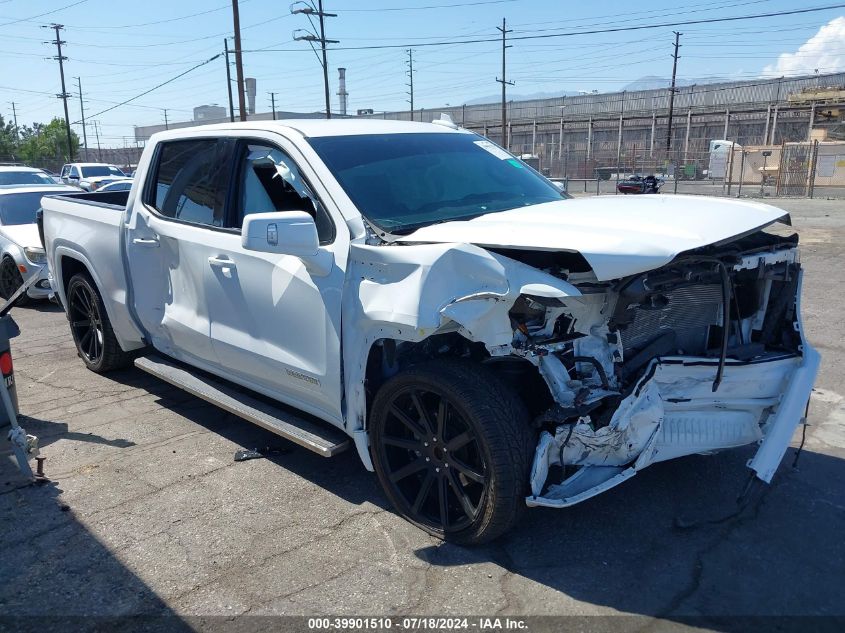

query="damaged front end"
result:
[493,230,819,508]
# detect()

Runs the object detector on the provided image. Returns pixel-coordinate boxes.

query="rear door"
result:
[125,137,234,369]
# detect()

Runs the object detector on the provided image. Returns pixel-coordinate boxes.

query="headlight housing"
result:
[23,247,46,264]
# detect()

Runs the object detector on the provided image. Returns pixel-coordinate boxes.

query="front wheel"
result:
[369,360,534,545]
[66,273,131,373]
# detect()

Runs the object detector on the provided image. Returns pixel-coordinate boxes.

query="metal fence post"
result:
[808,139,819,199]
[737,151,746,197]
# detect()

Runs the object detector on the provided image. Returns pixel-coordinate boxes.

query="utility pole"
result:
[224,38,235,122]
[163,109,169,130]
[269,92,277,120]
[495,18,514,150]
[9,102,18,144]
[231,0,247,121]
[665,31,681,152]
[292,1,338,119]
[406,49,414,121]
[93,120,102,162]
[43,24,74,161]
[74,77,88,157]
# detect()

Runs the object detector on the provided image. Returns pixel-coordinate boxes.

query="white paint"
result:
[397,195,787,281]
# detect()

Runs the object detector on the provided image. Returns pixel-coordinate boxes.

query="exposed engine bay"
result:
[484,230,810,506]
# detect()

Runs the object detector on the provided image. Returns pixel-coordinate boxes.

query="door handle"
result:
[208,256,236,268]
[132,237,159,248]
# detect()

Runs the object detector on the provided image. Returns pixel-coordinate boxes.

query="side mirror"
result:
[241,211,318,258]
[68,174,79,181]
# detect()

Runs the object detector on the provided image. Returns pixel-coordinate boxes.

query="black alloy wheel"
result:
[0,256,27,304]
[68,277,104,365]
[65,273,131,373]
[370,361,533,545]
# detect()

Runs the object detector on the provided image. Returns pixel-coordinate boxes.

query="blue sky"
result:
[1,0,844,145]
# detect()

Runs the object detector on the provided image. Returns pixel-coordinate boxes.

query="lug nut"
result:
[425,457,430,462]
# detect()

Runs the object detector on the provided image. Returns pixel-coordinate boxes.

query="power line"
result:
[244,3,845,52]
[74,53,222,124]
[0,0,88,28]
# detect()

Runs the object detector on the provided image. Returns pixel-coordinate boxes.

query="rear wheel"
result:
[370,360,534,545]
[0,256,29,306]
[66,273,131,373]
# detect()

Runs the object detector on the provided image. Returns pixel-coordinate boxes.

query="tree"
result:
[0,115,18,160]
[17,118,79,165]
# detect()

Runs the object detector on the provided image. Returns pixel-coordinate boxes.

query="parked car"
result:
[96,179,134,192]
[0,184,78,302]
[0,166,58,187]
[616,174,663,194]
[60,163,126,191]
[39,120,818,544]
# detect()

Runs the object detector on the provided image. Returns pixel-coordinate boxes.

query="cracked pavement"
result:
[0,198,843,629]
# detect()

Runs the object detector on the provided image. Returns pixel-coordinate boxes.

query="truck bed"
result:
[39,190,145,351]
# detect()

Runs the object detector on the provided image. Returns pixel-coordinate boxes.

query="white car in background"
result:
[0,184,78,303]
[0,166,58,187]
[60,163,126,191]
[96,178,134,193]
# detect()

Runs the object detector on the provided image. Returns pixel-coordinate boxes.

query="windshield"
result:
[307,133,564,234]
[0,191,50,225]
[81,165,124,178]
[0,171,54,186]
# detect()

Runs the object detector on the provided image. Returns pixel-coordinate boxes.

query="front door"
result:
[125,137,233,369]
[204,140,346,425]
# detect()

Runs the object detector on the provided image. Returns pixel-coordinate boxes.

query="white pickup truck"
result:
[39,119,819,544]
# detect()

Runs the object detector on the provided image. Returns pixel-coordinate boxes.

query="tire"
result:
[0,255,30,306]
[369,360,534,545]
[66,272,131,373]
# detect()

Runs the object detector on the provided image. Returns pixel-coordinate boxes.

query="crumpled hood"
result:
[0,223,41,249]
[395,195,788,280]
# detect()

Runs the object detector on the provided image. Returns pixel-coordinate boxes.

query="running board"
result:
[134,354,351,457]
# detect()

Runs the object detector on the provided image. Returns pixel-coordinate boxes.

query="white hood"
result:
[396,195,788,281]
[0,223,42,249]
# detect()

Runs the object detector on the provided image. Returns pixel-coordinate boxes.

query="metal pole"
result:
[164,109,169,130]
[723,108,730,140]
[45,24,74,161]
[683,108,691,162]
[318,0,331,119]
[807,102,816,141]
[665,31,681,151]
[407,49,414,121]
[9,102,18,144]
[224,38,235,122]
[93,120,102,162]
[763,104,771,145]
[496,18,513,149]
[270,92,276,120]
[615,92,625,192]
[771,105,779,145]
[737,151,746,197]
[231,0,247,121]
[74,77,88,156]
[531,119,536,155]
[650,112,655,156]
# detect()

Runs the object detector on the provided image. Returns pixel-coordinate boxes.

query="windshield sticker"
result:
[474,140,512,160]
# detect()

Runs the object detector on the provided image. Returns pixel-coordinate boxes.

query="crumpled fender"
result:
[342,241,581,458]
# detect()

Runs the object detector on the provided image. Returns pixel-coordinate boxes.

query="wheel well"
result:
[363,334,552,421]
[59,256,90,295]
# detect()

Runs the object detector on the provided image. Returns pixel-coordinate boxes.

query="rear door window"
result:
[147,139,231,228]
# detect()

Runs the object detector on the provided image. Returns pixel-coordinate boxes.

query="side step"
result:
[134,354,351,457]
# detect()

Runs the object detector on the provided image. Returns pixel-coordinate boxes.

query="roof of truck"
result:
[152,118,472,140]
[0,166,44,173]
